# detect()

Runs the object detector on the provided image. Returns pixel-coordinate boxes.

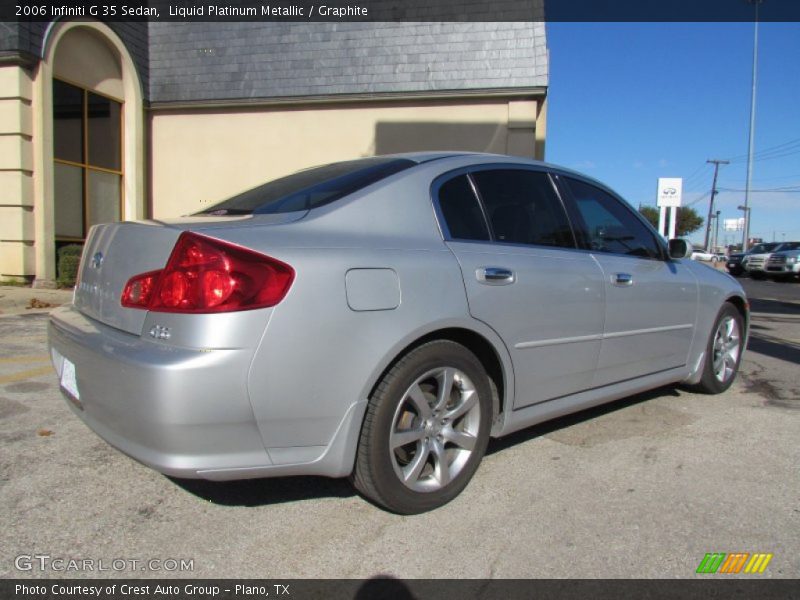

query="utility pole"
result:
[713,210,721,252]
[704,159,729,250]
[743,0,763,252]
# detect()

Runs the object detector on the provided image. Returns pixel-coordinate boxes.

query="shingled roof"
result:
[0,20,547,105]
[148,22,547,105]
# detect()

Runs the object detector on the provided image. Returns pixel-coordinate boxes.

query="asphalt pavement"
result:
[0,277,797,579]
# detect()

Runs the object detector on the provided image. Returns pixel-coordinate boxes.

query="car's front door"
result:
[557,175,698,387]
[435,167,606,409]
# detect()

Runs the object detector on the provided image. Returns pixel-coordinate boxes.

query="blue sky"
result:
[546,22,800,247]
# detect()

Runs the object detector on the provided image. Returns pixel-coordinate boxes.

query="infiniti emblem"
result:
[91,252,104,269]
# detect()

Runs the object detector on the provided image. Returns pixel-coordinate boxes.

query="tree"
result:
[638,205,704,237]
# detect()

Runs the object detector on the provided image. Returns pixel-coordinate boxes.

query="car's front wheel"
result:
[352,340,492,514]
[694,303,745,394]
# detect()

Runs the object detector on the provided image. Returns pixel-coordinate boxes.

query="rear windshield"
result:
[749,243,779,254]
[197,158,415,215]
[777,241,800,251]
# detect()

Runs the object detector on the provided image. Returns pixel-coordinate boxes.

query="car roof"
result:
[386,151,596,180]
[387,151,551,166]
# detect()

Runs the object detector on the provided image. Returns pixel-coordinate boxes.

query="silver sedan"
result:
[49,153,748,514]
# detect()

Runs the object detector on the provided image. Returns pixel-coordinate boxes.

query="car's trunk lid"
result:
[74,221,183,335]
[73,213,305,335]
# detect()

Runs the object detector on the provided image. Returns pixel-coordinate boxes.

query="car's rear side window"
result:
[471,169,576,249]
[197,158,415,215]
[437,175,491,241]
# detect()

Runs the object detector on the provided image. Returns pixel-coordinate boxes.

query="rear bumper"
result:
[48,305,272,478]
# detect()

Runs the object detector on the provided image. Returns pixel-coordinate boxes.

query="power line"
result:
[683,162,711,185]
[727,173,800,184]
[683,163,713,190]
[727,146,800,164]
[719,187,800,193]
[724,137,800,162]
[684,190,710,207]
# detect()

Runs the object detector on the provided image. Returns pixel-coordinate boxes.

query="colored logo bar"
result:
[696,552,773,574]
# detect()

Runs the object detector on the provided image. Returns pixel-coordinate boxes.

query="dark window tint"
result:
[88,170,121,227]
[777,241,800,251]
[471,169,575,248]
[53,80,83,163]
[564,178,662,259]
[87,92,121,170]
[749,243,778,254]
[437,175,490,241]
[198,158,415,215]
[54,163,84,238]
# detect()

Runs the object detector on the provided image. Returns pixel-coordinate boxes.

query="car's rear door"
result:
[556,175,698,387]
[435,166,606,409]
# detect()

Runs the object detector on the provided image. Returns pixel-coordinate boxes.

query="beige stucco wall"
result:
[53,28,124,99]
[150,97,544,218]
[0,65,35,281]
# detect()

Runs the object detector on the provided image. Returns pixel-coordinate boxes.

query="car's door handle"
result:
[477,267,515,285]
[613,273,633,286]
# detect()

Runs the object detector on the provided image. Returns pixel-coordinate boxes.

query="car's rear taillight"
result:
[121,232,294,313]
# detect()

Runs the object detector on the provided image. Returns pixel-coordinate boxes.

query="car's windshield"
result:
[748,243,779,254]
[775,241,800,252]
[197,158,416,215]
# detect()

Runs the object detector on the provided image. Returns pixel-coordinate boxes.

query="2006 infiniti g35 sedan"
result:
[49,153,748,514]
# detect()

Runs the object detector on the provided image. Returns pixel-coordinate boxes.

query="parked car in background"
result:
[691,248,721,263]
[765,243,800,281]
[48,153,749,514]
[726,242,780,277]
[745,241,800,279]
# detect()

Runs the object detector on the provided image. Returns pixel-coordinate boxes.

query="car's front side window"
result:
[562,177,663,259]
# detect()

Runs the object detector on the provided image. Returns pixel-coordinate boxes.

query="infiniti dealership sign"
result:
[657,177,683,208]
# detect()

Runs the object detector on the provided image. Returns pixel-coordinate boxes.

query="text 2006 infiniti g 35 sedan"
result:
[49,153,748,513]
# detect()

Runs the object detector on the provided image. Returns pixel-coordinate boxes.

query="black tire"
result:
[693,303,745,394]
[352,340,492,514]
[750,271,766,280]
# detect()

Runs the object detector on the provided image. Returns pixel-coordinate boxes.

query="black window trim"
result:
[553,172,670,262]
[464,172,496,241]
[431,163,581,251]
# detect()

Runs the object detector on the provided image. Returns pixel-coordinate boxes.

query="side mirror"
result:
[668,238,692,259]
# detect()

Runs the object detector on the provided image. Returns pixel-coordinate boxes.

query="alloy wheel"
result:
[712,315,741,383]
[389,367,481,493]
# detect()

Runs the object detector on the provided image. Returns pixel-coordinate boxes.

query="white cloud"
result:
[572,160,597,170]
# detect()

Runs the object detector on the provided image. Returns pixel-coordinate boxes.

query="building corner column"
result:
[31,56,57,288]
[0,64,37,284]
